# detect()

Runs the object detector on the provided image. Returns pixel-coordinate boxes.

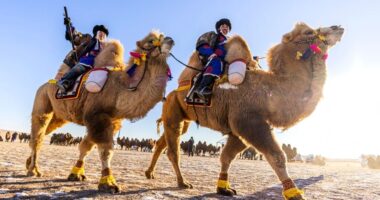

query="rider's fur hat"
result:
[92,25,109,36]
[215,18,231,32]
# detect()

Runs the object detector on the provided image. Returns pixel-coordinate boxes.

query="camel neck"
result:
[266,51,327,129]
[116,55,169,120]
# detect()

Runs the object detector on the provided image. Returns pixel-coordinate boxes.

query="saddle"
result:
[184,73,214,107]
[179,57,250,107]
[55,71,89,100]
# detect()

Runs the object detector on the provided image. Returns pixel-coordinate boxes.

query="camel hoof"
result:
[145,170,155,179]
[98,183,120,194]
[68,173,86,181]
[26,170,42,177]
[283,187,305,200]
[178,181,193,189]
[26,157,31,170]
[217,187,237,196]
[287,194,306,200]
[26,171,36,177]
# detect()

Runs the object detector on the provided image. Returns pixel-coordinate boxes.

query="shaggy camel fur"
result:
[145,23,344,199]
[26,31,174,193]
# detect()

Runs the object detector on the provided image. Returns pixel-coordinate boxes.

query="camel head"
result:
[281,23,344,52]
[316,25,344,47]
[136,30,174,58]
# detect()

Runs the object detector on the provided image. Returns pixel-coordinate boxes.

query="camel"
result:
[5,131,11,142]
[26,31,174,193]
[145,23,344,199]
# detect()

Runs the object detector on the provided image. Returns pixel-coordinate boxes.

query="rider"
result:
[62,17,92,68]
[194,18,231,99]
[57,24,109,92]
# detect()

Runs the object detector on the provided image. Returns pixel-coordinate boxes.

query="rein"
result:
[169,52,203,72]
[127,44,161,91]
[127,58,149,91]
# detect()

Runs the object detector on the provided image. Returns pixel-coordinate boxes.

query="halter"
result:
[293,30,328,101]
[294,31,328,61]
[127,38,164,91]
[137,38,162,54]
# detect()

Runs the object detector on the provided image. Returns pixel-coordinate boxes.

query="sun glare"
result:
[280,64,380,159]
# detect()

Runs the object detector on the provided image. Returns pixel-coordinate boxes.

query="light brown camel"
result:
[145,23,344,199]
[26,31,174,193]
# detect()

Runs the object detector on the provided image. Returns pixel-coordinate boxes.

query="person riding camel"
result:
[62,17,92,68]
[57,24,109,92]
[194,18,231,99]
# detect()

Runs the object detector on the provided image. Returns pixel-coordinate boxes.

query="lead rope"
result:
[169,52,203,72]
[127,59,148,91]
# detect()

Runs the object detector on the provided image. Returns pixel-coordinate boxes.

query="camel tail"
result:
[156,118,163,136]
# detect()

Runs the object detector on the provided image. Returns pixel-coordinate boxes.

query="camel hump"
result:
[225,35,255,67]
[95,39,125,69]
[105,39,124,56]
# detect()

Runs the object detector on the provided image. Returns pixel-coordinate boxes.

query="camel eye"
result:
[305,30,314,35]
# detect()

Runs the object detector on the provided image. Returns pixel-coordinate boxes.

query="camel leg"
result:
[27,113,53,177]
[67,135,95,181]
[45,114,67,135]
[232,116,305,200]
[85,113,120,193]
[97,142,119,193]
[145,134,167,179]
[217,135,247,196]
[164,121,193,189]
[27,91,53,177]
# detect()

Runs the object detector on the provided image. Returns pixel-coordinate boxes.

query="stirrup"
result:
[57,81,67,92]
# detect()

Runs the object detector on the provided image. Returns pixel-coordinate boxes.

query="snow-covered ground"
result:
[0,141,379,199]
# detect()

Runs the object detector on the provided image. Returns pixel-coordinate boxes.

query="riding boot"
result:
[57,64,87,92]
[194,75,217,100]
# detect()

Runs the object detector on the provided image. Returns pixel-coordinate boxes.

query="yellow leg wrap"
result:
[217,180,231,189]
[175,85,191,92]
[71,166,85,175]
[99,175,117,185]
[283,187,305,200]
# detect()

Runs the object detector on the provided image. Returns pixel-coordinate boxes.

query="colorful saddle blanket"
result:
[180,73,213,107]
[54,72,89,100]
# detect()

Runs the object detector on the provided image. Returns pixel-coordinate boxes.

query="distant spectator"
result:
[188,137,194,157]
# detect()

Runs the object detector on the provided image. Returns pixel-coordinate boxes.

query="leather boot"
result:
[194,75,216,100]
[57,64,86,92]
[57,79,72,92]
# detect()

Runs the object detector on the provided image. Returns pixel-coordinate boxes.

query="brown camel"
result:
[145,23,344,199]
[26,31,174,193]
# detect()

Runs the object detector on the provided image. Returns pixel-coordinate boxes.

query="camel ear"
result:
[282,32,293,43]
[136,41,142,48]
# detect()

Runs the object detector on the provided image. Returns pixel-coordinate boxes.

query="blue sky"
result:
[0,1,379,159]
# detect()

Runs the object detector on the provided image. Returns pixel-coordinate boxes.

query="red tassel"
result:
[130,52,141,58]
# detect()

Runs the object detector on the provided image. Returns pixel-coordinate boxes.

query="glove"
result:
[64,17,71,25]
